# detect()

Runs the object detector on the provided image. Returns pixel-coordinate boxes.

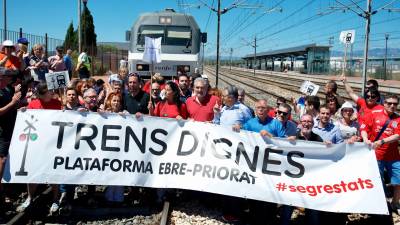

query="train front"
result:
[126,9,207,79]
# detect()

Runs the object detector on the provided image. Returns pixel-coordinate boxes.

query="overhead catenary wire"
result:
[222,0,286,45]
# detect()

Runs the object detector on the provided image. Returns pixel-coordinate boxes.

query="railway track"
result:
[204,67,282,106]
[4,187,173,225]
[204,66,322,107]
[205,66,400,108]
[229,66,400,95]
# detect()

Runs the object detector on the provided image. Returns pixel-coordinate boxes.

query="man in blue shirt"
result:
[243,99,286,138]
[275,103,297,138]
[312,105,343,144]
[213,85,252,130]
[64,49,73,80]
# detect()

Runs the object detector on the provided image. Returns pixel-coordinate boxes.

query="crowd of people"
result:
[0,38,399,225]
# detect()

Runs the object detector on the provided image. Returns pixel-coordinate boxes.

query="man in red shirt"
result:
[186,77,220,122]
[341,74,384,124]
[360,95,400,210]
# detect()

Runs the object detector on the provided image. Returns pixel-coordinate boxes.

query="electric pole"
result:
[254,36,257,76]
[229,48,233,70]
[384,34,389,80]
[242,35,258,76]
[361,0,372,95]
[216,0,221,88]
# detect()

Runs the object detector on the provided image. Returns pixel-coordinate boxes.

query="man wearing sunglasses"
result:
[275,103,297,139]
[341,74,384,124]
[360,95,400,212]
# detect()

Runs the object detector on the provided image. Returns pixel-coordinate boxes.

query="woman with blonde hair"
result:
[104,92,122,113]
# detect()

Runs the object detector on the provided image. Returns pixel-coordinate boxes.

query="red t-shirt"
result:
[153,101,188,119]
[0,53,21,70]
[28,98,62,110]
[360,110,400,161]
[186,95,220,122]
[356,98,384,124]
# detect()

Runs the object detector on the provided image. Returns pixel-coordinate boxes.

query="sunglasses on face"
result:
[366,95,377,99]
[276,110,288,116]
[342,109,354,113]
[385,101,398,106]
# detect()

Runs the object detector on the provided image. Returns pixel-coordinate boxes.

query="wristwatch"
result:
[380,139,385,145]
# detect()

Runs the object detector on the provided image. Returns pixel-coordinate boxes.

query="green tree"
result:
[63,22,77,50]
[81,3,97,55]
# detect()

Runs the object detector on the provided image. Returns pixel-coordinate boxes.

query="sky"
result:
[1,0,399,57]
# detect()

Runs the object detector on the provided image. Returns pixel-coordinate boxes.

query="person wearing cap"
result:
[48,46,67,72]
[0,40,23,71]
[17,38,29,46]
[333,101,359,143]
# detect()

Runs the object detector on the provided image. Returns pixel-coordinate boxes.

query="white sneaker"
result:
[49,202,59,215]
[16,198,31,212]
[59,192,67,204]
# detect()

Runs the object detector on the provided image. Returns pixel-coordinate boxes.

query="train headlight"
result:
[136,64,149,71]
[177,65,190,73]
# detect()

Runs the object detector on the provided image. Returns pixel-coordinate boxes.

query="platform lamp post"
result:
[384,34,389,80]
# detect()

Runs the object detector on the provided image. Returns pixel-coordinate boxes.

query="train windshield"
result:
[137,25,192,47]
[166,26,191,46]
[137,25,164,45]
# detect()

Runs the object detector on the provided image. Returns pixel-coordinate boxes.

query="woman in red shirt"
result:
[149,81,188,119]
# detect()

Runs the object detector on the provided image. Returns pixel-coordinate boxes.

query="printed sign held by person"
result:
[45,71,70,90]
[300,81,319,96]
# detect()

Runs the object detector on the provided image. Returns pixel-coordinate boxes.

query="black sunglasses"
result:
[366,95,377,99]
[277,110,288,116]
[385,101,398,106]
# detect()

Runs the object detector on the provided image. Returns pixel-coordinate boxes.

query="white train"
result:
[126,8,207,79]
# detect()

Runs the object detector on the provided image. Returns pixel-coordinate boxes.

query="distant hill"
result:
[331,48,400,58]
[98,42,130,50]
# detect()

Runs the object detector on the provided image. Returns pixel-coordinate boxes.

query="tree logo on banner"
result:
[15,114,38,176]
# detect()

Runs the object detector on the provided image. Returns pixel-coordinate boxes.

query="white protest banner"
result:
[4,110,387,214]
[45,71,70,90]
[300,81,319,96]
[340,30,356,44]
[143,37,162,63]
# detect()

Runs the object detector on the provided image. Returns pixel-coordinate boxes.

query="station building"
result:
[242,43,330,75]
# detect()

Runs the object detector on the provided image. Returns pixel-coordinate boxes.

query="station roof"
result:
[243,43,330,59]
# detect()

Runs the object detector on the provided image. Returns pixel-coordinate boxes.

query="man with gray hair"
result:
[213,85,252,131]
[79,88,98,112]
[186,77,220,122]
